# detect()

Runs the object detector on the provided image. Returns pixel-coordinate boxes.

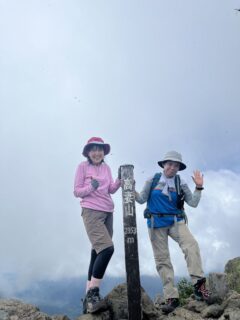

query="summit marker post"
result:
[120,164,142,320]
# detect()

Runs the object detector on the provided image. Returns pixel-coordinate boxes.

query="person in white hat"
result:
[73,137,121,314]
[135,150,209,314]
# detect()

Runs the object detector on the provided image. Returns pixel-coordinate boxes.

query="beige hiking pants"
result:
[149,220,204,299]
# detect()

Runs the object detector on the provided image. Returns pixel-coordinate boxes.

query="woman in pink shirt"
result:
[74,137,121,314]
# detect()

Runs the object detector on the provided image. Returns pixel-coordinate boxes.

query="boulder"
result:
[184,299,206,313]
[166,308,204,320]
[225,257,240,293]
[201,304,224,318]
[0,299,52,320]
[105,283,160,320]
[208,272,229,300]
[218,291,240,319]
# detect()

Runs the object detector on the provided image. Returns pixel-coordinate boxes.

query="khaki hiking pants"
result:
[149,220,204,299]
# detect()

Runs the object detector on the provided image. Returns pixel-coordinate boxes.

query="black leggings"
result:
[88,246,114,280]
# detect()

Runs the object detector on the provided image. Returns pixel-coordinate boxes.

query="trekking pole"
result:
[119,165,142,320]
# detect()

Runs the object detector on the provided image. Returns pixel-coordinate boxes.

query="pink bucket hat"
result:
[82,137,111,157]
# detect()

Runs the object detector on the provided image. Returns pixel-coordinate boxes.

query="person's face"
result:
[88,145,104,165]
[163,161,180,178]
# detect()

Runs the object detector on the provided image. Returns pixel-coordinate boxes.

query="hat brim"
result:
[82,143,110,157]
[158,160,186,171]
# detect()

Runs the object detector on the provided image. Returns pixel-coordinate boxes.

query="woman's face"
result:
[88,145,105,165]
[163,161,180,178]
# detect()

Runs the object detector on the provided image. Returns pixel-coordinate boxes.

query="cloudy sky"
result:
[1,0,240,294]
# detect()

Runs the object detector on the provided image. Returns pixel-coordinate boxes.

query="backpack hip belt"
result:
[144,209,185,219]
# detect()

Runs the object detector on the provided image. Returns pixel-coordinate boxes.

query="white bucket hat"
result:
[158,150,187,171]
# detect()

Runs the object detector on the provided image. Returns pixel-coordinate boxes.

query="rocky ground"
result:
[1,283,240,320]
[1,257,240,320]
[0,299,70,320]
[76,282,240,320]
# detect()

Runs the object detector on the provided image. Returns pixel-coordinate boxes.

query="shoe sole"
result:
[87,300,108,314]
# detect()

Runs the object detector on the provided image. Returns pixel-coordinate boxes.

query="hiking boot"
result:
[86,287,108,314]
[162,298,179,314]
[194,277,210,301]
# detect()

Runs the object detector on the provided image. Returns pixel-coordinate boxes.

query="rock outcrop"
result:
[225,257,240,293]
[208,272,229,300]
[0,299,70,320]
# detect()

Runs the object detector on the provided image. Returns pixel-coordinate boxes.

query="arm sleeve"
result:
[73,164,94,198]
[181,182,202,208]
[135,177,153,204]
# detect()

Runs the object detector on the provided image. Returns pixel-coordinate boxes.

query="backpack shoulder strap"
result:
[146,173,161,203]
[174,174,181,195]
[150,172,161,193]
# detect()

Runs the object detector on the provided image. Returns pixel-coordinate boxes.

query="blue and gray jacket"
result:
[135,173,202,228]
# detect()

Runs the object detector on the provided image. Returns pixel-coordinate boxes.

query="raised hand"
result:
[192,170,204,188]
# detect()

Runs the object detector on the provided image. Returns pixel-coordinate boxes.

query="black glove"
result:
[91,179,99,189]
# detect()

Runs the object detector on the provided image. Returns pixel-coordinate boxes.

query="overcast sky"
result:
[1,0,240,295]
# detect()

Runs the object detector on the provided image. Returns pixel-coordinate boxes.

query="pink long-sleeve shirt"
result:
[74,161,121,212]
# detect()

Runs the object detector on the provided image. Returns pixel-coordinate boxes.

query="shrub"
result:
[177,277,193,305]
